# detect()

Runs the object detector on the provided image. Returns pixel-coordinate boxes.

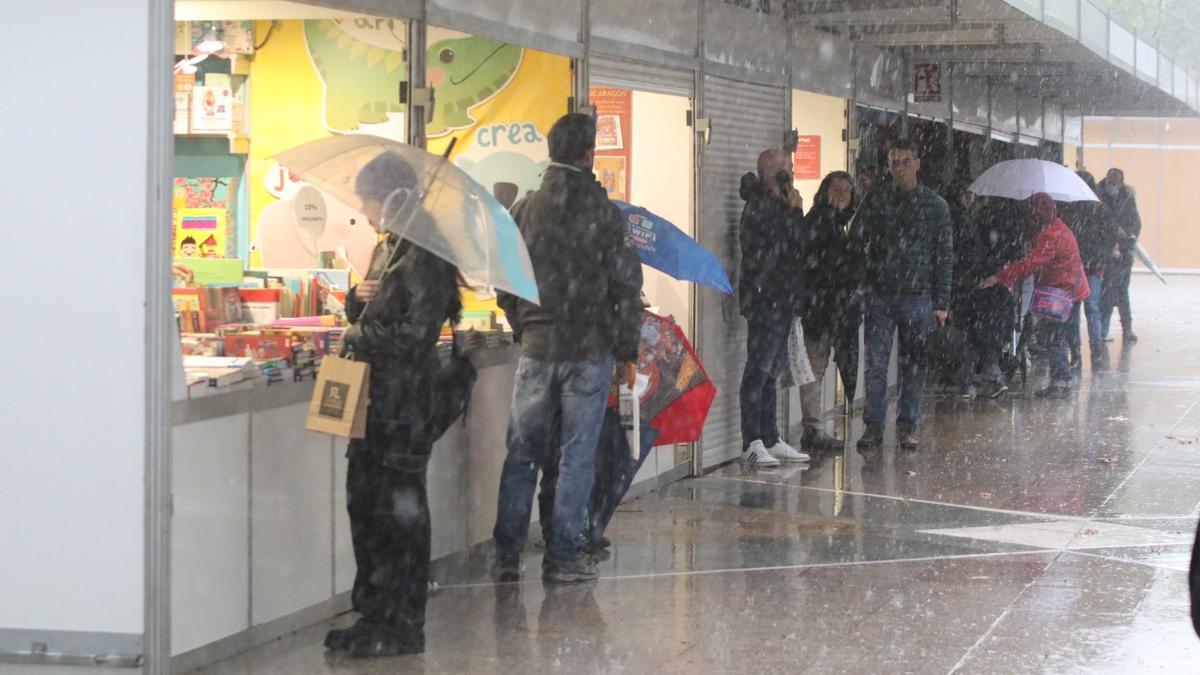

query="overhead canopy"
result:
[790,0,1198,117]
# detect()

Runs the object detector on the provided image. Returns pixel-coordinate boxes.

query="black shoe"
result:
[1124,332,1138,345]
[325,618,375,652]
[346,625,424,658]
[490,555,522,583]
[1035,385,1070,400]
[542,555,599,584]
[857,426,884,449]
[802,427,840,451]
[897,426,919,450]
[582,534,612,559]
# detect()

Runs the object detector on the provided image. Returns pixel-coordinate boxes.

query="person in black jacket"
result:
[950,189,1013,400]
[324,152,468,658]
[795,171,862,449]
[1063,170,1119,367]
[492,113,643,584]
[1099,168,1142,344]
[738,149,810,466]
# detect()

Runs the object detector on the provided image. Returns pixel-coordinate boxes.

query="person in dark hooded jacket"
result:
[948,186,1012,400]
[795,171,863,449]
[1099,168,1142,344]
[1062,170,1118,366]
[324,151,468,658]
[737,148,809,466]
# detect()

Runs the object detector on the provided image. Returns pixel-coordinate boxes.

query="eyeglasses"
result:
[888,157,917,167]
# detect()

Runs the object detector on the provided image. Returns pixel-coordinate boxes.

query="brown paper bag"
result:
[307,354,370,438]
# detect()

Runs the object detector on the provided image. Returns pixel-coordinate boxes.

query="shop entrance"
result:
[855,106,951,194]
[587,73,697,484]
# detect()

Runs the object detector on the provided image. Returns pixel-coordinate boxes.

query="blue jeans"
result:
[864,294,932,430]
[1044,319,1073,387]
[740,316,791,450]
[1069,273,1104,351]
[494,356,613,563]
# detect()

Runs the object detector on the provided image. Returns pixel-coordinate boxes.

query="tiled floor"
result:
[188,275,1200,674]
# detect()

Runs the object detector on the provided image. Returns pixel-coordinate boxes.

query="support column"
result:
[573,0,591,110]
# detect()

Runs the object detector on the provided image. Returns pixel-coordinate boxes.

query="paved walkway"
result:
[190,274,1200,674]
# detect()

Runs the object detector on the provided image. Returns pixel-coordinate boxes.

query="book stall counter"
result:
[169,344,520,671]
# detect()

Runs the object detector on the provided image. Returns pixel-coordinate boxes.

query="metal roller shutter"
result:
[590,54,695,97]
[698,74,787,471]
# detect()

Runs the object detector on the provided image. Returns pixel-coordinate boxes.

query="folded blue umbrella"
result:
[614,201,733,294]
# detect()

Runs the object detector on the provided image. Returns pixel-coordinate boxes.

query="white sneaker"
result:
[766,439,811,463]
[742,440,780,466]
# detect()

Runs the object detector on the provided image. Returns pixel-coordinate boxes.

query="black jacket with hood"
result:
[497,163,644,363]
[797,199,862,338]
[1099,181,1142,265]
[737,172,805,320]
[1061,202,1119,276]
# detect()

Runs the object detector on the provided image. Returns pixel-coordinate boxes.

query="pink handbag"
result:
[1031,285,1074,322]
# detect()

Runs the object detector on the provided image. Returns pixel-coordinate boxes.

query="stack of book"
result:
[183,356,262,398]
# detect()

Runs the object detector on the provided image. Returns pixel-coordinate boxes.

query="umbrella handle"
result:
[442,136,458,159]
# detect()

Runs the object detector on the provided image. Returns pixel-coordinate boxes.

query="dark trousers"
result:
[1102,261,1133,338]
[835,299,864,397]
[740,315,791,449]
[346,449,431,637]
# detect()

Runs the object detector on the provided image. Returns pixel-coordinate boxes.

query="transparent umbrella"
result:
[274,134,540,303]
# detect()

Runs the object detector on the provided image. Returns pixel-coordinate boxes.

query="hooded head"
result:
[1025,192,1057,229]
[355,151,419,233]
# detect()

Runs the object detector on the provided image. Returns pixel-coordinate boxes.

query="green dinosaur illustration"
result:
[303,19,407,132]
[426,37,522,137]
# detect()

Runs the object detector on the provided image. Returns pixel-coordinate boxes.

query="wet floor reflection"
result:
[186,277,1200,674]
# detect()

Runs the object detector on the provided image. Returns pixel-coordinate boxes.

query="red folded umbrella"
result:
[613,312,716,446]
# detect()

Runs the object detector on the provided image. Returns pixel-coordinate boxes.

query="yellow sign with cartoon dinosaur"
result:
[246,20,569,270]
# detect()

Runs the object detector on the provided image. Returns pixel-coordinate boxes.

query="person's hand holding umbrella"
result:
[614,361,637,390]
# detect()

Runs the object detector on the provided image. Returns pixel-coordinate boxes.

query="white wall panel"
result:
[333,440,354,595]
[429,0,582,55]
[593,0,697,56]
[1,0,147,637]
[790,27,854,100]
[953,75,990,129]
[250,404,334,625]
[171,416,251,655]
[704,0,788,79]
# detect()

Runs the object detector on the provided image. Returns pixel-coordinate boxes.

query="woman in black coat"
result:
[324,152,468,658]
[795,171,863,449]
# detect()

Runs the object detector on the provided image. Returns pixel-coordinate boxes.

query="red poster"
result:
[793,135,821,180]
[589,86,633,202]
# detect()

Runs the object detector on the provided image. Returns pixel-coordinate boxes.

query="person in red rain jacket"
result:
[982,192,1089,399]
